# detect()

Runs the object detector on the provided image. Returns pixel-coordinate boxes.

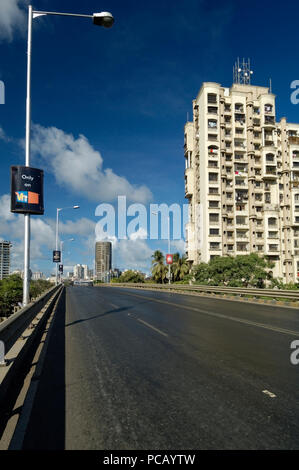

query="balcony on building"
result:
[208,160,219,169]
[263,166,277,179]
[292,151,299,169]
[209,242,221,252]
[208,186,220,196]
[263,203,279,212]
[268,217,278,228]
[289,135,299,145]
[236,242,249,252]
[209,228,220,237]
[235,103,244,113]
[234,164,248,175]
[234,139,246,151]
[264,104,274,115]
[264,115,275,126]
[208,145,219,157]
[209,213,220,226]
[268,230,279,240]
[236,216,248,227]
[267,244,279,254]
[207,133,218,142]
[236,229,249,240]
[253,118,261,128]
[235,177,248,188]
[234,153,246,162]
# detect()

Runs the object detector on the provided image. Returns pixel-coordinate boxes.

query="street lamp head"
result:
[73,205,80,209]
[93,11,114,28]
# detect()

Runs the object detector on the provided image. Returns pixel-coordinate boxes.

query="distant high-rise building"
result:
[32,271,45,280]
[95,242,112,281]
[73,264,84,280]
[82,264,89,280]
[184,68,299,283]
[0,241,11,280]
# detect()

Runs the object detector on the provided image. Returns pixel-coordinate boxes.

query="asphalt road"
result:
[19,286,299,450]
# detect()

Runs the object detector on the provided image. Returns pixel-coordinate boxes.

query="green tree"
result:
[30,279,53,299]
[0,274,23,317]
[172,253,190,282]
[117,270,145,283]
[151,250,168,284]
[192,254,275,288]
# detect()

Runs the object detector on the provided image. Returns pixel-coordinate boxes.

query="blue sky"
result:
[0,0,299,276]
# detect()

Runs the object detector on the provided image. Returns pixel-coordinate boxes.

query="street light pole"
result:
[59,238,74,283]
[22,5,114,305]
[55,207,79,285]
[23,5,33,306]
[168,215,171,285]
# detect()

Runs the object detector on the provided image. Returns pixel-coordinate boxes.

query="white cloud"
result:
[0,0,26,42]
[31,124,153,204]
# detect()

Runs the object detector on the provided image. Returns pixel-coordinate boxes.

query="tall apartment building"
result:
[95,242,112,281]
[184,70,299,283]
[0,241,11,280]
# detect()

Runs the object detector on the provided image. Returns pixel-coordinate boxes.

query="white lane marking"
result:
[262,390,277,398]
[112,291,299,337]
[136,318,169,338]
[110,303,120,309]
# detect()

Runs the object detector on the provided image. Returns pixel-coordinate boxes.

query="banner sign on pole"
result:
[53,251,61,263]
[166,254,173,265]
[59,264,63,274]
[11,166,44,215]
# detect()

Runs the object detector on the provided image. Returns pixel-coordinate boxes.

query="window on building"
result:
[209,201,219,208]
[210,242,220,251]
[268,217,277,226]
[209,173,218,182]
[208,93,217,104]
[209,213,219,223]
[208,119,217,129]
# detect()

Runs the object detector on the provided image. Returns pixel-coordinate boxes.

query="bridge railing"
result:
[107,283,299,301]
[0,284,61,354]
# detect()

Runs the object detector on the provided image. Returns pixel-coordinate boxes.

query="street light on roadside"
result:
[22,5,114,305]
[59,238,75,283]
[55,207,79,285]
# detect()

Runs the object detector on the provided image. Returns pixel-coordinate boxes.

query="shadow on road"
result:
[65,305,135,327]
[20,289,66,450]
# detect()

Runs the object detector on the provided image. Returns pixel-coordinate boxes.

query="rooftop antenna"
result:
[269,78,272,94]
[233,58,253,85]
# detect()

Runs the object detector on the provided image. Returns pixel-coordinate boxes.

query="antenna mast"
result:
[233,58,253,85]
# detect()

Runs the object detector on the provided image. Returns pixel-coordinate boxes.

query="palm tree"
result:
[151,250,168,284]
[172,253,190,282]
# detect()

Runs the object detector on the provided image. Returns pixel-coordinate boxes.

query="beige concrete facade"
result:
[184,82,299,283]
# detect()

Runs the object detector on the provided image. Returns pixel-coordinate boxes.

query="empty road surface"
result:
[17,286,299,450]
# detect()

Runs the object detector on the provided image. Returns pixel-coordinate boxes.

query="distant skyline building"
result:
[95,242,112,281]
[32,271,45,280]
[0,241,11,280]
[73,264,84,280]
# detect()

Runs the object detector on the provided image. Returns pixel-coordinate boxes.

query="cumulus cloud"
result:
[31,124,152,204]
[0,0,26,42]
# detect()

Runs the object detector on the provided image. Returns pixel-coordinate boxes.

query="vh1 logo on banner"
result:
[11,166,44,215]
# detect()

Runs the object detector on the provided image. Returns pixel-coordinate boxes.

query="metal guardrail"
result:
[0,284,60,354]
[108,283,299,301]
